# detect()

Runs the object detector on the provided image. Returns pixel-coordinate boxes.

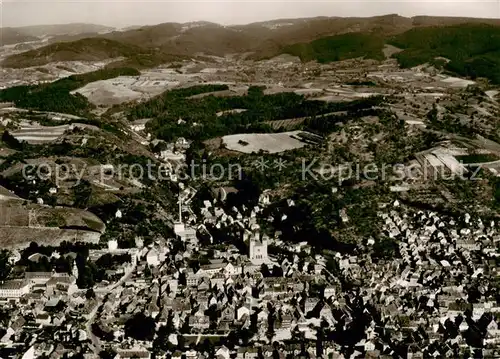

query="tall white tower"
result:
[72,260,79,279]
[174,193,185,235]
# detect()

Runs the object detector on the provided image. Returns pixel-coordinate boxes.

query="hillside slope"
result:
[0,28,39,46]
[2,36,186,69]
[102,22,261,55]
[281,33,385,63]
[390,23,500,84]
[0,67,140,115]
[1,38,142,68]
[0,23,114,46]
[4,15,500,72]
[10,23,114,37]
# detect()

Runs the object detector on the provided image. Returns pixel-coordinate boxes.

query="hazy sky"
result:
[2,0,499,28]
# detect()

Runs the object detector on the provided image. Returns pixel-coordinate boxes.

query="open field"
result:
[10,123,69,143]
[0,202,104,248]
[71,72,247,106]
[222,131,314,154]
[266,110,349,130]
[486,90,499,101]
[265,118,308,130]
[439,76,475,88]
[10,122,99,144]
[314,87,384,102]
[0,202,105,231]
[70,75,179,106]
[187,87,247,99]
[0,57,121,89]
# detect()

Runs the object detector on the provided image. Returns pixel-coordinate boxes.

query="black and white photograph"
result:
[1,0,500,358]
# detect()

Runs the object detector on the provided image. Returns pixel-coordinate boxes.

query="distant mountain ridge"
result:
[4,15,500,84]
[0,28,39,46]
[4,14,500,49]
[3,23,114,36]
[0,23,114,46]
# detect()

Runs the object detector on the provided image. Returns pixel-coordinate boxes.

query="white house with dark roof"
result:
[0,280,30,299]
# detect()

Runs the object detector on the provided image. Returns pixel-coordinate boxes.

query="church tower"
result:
[174,193,185,235]
[72,260,79,280]
[248,231,268,265]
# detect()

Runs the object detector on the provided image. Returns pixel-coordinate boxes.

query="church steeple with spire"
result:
[72,260,79,280]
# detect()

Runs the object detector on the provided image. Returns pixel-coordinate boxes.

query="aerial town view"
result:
[1,0,500,358]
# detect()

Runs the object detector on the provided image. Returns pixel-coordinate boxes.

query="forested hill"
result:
[0,23,114,46]
[4,18,500,84]
[2,38,142,68]
[0,28,38,46]
[389,23,500,84]
[280,33,386,63]
[4,14,500,67]
[0,67,140,116]
[124,84,384,142]
[271,23,500,84]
